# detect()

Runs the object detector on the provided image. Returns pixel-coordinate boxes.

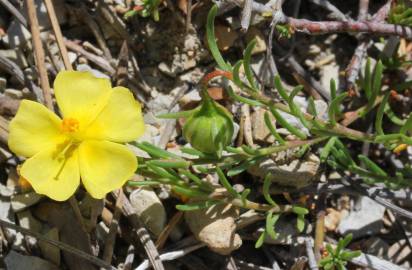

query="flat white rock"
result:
[185,203,242,255]
[130,188,166,237]
[338,196,385,239]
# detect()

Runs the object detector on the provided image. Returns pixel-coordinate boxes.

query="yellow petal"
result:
[8,100,64,157]
[20,147,80,201]
[53,71,111,126]
[78,140,137,199]
[84,87,145,142]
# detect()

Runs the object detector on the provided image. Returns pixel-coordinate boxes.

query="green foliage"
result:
[206,5,232,71]
[244,40,258,91]
[328,93,347,126]
[124,0,162,21]
[130,5,412,251]
[255,211,281,248]
[292,206,309,232]
[359,59,384,115]
[182,91,234,156]
[275,25,293,39]
[389,0,412,26]
[319,234,361,270]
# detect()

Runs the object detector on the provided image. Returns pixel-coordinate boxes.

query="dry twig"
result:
[75,5,113,61]
[0,0,28,27]
[102,190,123,264]
[305,238,319,270]
[44,0,72,70]
[155,211,184,250]
[112,190,165,270]
[345,0,392,93]
[135,243,205,270]
[26,0,53,109]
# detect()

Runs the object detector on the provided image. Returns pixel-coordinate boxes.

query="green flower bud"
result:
[183,93,234,154]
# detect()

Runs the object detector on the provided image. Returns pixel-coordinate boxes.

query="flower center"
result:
[61,118,80,133]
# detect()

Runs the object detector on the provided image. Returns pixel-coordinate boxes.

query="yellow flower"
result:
[8,71,145,201]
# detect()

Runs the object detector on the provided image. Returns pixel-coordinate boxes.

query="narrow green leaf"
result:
[134,142,182,159]
[324,262,334,270]
[375,91,390,135]
[206,5,231,71]
[232,60,243,87]
[307,97,317,116]
[225,146,246,154]
[364,58,372,99]
[334,139,354,161]
[243,39,258,90]
[269,107,307,139]
[336,262,346,270]
[176,200,220,211]
[368,60,383,108]
[263,175,277,206]
[241,145,262,156]
[358,155,387,176]
[326,244,335,256]
[400,113,412,134]
[319,257,333,266]
[292,206,309,215]
[340,250,361,261]
[274,76,289,101]
[296,215,305,232]
[264,111,285,145]
[337,234,353,254]
[328,93,348,126]
[195,165,210,174]
[385,105,406,126]
[327,158,347,170]
[330,79,337,100]
[240,188,250,206]
[266,212,280,239]
[330,147,353,166]
[147,163,182,182]
[127,180,160,187]
[227,86,262,106]
[288,85,311,128]
[147,160,190,169]
[255,231,266,248]
[320,136,337,162]
[179,169,213,192]
[180,147,209,158]
[172,185,209,198]
[289,85,304,102]
[227,157,262,176]
[376,133,412,145]
[216,167,239,198]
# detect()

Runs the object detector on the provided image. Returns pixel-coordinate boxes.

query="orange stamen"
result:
[61,118,79,133]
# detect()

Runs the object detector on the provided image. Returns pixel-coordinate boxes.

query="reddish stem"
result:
[201,69,233,87]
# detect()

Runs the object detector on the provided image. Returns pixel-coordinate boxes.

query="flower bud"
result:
[183,94,234,154]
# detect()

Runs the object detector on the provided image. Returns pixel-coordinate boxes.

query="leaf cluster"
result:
[129,4,412,249]
[319,234,361,270]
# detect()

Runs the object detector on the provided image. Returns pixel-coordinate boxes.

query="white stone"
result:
[185,203,241,255]
[129,188,166,237]
[338,196,385,239]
